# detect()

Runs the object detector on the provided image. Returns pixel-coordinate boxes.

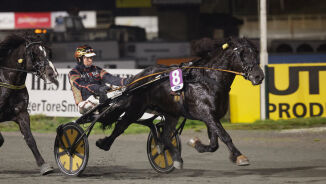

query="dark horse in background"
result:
[96,37,264,169]
[0,33,59,175]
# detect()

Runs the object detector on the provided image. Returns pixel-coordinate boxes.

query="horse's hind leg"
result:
[0,132,4,147]
[161,116,183,169]
[96,108,145,151]
[15,111,53,175]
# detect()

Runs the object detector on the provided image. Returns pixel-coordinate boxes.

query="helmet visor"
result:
[84,52,96,57]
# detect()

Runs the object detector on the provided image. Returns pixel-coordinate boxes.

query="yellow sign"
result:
[229,75,261,123]
[268,63,326,120]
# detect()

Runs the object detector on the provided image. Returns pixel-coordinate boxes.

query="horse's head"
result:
[24,41,59,86]
[225,37,264,85]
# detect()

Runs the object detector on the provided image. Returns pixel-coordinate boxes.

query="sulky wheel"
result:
[54,122,89,176]
[146,127,181,173]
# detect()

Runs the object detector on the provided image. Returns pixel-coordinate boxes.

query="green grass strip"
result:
[1,115,326,134]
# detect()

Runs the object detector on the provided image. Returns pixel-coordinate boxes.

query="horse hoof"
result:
[187,137,201,148]
[96,139,110,151]
[173,161,183,169]
[236,155,250,166]
[40,163,54,175]
[0,134,4,148]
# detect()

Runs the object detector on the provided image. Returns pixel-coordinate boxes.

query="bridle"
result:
[232,46,256,80]
[0,41,48,77]
[0,41,49,89]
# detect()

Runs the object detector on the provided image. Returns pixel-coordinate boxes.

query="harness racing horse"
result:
[96,37,264,169]
[0,33,59,175]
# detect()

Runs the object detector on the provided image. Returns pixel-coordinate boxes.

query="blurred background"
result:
[1,0,326,68]
[1,0,325,121]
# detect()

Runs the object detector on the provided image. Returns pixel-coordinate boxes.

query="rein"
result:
[0,66,33,73]
[182,66,244,76]
[0,81,26,89]
[0,67,28,89]
[109,66,244,93]
[127,66,244,87]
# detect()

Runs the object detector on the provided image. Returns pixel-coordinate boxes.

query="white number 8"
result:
[172,70,180,85]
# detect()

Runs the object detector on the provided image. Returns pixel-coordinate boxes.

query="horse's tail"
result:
[99,109,122,130]
[99,95,131,130]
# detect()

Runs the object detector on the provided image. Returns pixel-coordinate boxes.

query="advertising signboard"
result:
[27,69,142,117]
[268,63,326,119]
[0,12,15,29]
[230,63,326,123]
[229,76,261,123]
[15,12,51,28]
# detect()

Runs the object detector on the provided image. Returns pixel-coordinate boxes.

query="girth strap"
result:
[0,82,26,90]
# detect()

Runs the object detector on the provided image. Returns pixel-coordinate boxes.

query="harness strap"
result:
[0,82,26,90]
[182,66,245,76]
[107,69,174,93]
[106,65,244,94]
[0,66,32,73]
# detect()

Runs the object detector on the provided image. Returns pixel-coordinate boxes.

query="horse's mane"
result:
[191,37,258,58]
[0,32,42,62]
[191,37,228,58]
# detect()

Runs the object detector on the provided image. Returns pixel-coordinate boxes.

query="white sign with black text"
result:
[27,68,142,117]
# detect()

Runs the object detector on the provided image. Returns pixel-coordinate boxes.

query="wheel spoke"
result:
[57,150,68,157]
[75,152,85,160]
[69,154,73,172]
[71,132,81,150]
[63,131,72,148]
[163,151,169,167]
[152,152,160,160]
[57,137,67,150]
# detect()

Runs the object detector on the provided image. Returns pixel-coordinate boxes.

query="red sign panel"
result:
[15,12,51,28]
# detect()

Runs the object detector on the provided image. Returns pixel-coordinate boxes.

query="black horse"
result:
[96,37,264,169]
[0,33,59,175]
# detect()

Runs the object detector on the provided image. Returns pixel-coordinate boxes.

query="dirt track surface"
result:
[1,129,326,184]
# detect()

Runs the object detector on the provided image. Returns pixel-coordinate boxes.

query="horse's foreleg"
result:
[0,132,4,147]
[15,111,53,175]
[161,116,183,169]
[215,121,250,166]
[187,123,219,153]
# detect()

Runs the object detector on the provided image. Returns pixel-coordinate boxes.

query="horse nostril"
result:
[255,75,264,83]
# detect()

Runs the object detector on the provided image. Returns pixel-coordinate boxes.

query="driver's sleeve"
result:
[100,69,128,86]
[68,69,104,104]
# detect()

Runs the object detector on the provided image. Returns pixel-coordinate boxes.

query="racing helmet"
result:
[74,45,96,62]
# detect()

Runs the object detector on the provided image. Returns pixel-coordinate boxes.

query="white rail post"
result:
[260,0,268,120]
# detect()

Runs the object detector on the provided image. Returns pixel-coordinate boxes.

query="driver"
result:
[68,45,128,114]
